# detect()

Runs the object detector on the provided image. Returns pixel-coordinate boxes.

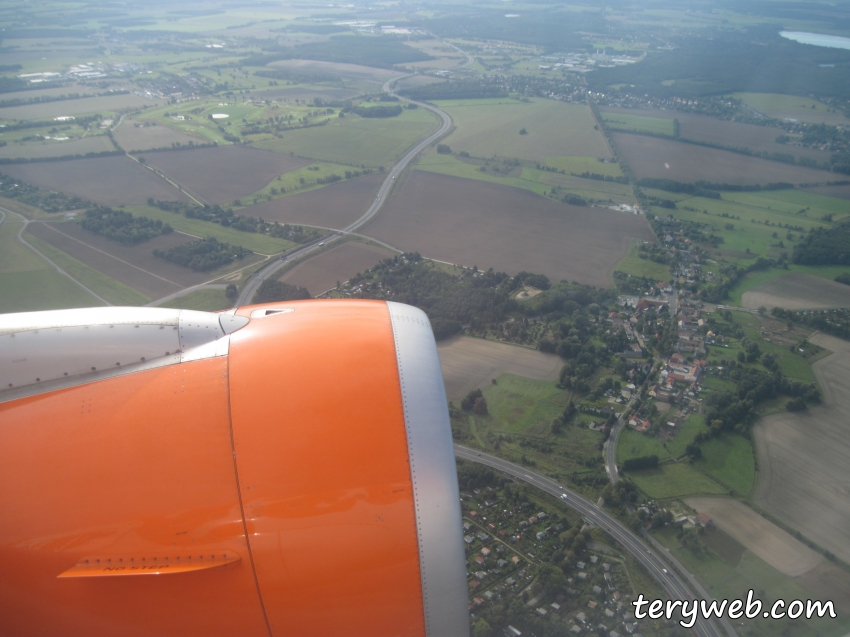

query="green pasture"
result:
[123,206,297,255]
[695,433,755,495]
[433,98,611,161]
[615,239,671,281]
[601,112,675,136]
[158,287,233,311]
[0,220,49,273]
[543,156,623,177]
[236,162,367,206]
[25,233,150,305]
[731,92,849,125]
[617,413,706,464]
[256,106,437,167]
[483,374,565,434]
[627,462,726,499]
[652,526,850,637]
[0,269,101,313]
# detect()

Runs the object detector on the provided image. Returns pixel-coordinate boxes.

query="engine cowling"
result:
[0,300,468,637]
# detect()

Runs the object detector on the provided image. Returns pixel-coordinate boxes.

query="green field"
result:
[124,206,297,255]
[617,413,706,464]
[483,373,565,434]
[652,526,850,637]
[236,161,370,206]
[434,98,612,161]
[158,287,232,311]
[614,239,671,281]
[543,156,624,177]
[695,433,755,495]
[256,107,438,167]
[627,462,726,499]
[601,112,675,136]
[25,233,150,305]
[731,92,849,125]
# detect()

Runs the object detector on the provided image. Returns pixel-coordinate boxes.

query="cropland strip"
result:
[362,171,656,288]
[239,172,383,229]
[266,59,404,84]
[801,184,850,201]
[741,272,850,310]
[25,222,227,299]
[137,146,311,205]
[684,497,822,578]
[611,132,837,186]
[113,123,203,152]
[753,333,850,565]
[0,93,162,121]
[0,136,115,160]
[437,335,562,402]
[254,86,360,102]
[278,241,395,296]
[600,106,832,164]
[1,156,188,207]
[732,93,850,126]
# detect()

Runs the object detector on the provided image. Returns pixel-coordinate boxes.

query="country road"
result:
[454,445,729,637]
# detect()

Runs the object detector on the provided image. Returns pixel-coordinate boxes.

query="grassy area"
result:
[695,433,755,495]
[484,374,565,434]
[615,239,671,281]
[0,220,49,273]
[543,155,623,177]
[255,106,438,168]
[124,205,297,255]
[25,233,150,305]
[236,162,370,206]
[434,98,611,161]
[652,526,850,637]
[627,462,726,499]
[158,287,232,311]
[601,112,675,136]
[0,269,102,313]
[732,92,847,122]
[617,413,707,463]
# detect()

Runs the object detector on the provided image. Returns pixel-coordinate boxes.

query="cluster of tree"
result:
[80,207,172,245]
[460,388,489,415]
[0,173,89,213]
[836,272,850,286]
[244,36,432,70]
[0,150,123,166]
[344,104,402,118]
[239,109,336,135]
[792,223,850,265]
[436,144,452,155]
[637,178,721,199]
[702,257,778,304]
[771,306,850,341]
[571,171,630,184]
[612,271,657,296]
[398,79,508,102]
[153,237,250,272]
[252,279,311,304]
[621,455,659,472]
[561,193,588,206]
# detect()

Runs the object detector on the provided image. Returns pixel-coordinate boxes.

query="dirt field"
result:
[796,561,850,615]
[362,171,656,288]
[113,122,203,152]
[278,241,395,296]
[0,136,115,160]
[240,172,383,229]
[802,184,850,201]
[611,132,836,186]
[741,272,850,310]
[1,156,188,207]
[0,93,160,121]
[137,146,311,205]
[437,335,562,402]
[600,107,831,164]
[684,497,822,577]
[25,221,253,300]
[753,333,850,565]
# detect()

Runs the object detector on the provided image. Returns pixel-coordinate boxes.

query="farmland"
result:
[436,336,562,402]
[363,171,655,288]
[732,92,850,126]
[434,98,612,161]
[0,93,161,121]
[1,156,188,207]
[137,146,311,205]
[0,136,115,160]
[278,240,395,296]
[741,272,850,310]
[753,333,850,565]
[600,110,676,137]
[239,172,383,229]
[112,123,203,153]
[622,463,726,500]
[612,132,836,186]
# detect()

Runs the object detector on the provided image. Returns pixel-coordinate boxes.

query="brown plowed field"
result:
[113,123,202,152]
[361,171,656,287]
[137,146,311,205]
[25,222,259,300]
[278,241,395,296]
[801,183,850,201]
[1,156,188,207]
[437,336,562,402]
[0,136,115,160]
[684,497,822,577]
[611,132,835,186]
[601,107,831,164]
[239,173,383,229]
[753,333,850,565]
[741,272,850,310]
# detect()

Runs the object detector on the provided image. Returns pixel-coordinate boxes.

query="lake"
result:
[780,31,850,50]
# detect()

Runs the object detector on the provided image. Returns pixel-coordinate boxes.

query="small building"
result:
[504,627,521,637]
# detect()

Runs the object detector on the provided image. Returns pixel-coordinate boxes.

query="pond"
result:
[780,31,850,50]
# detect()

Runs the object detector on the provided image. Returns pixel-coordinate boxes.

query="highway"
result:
[236,73,454,306]
[454,444,727,637]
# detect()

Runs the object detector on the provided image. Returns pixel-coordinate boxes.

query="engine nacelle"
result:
[0,300,468,637]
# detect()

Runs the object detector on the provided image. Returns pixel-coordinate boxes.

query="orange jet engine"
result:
[0,300,469,637]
